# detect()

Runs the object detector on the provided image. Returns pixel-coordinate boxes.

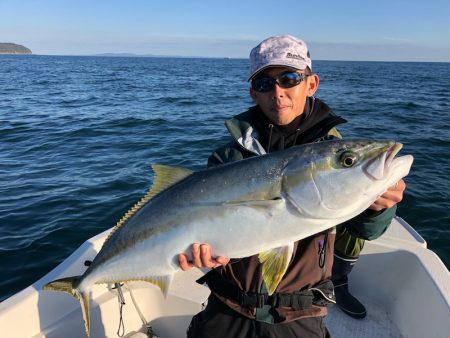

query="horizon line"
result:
[6,53,450,64]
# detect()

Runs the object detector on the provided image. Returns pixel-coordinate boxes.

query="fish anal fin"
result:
[142,274,173,297]
[259,243,294,295]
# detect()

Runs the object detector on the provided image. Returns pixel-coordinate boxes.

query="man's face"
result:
[250,67,319,126]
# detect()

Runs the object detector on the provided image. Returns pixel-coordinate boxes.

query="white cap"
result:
[248,35,312,80]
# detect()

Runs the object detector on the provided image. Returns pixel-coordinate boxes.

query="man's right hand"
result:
[178,243,230,271]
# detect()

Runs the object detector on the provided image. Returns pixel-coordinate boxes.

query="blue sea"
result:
[1,56,449,302]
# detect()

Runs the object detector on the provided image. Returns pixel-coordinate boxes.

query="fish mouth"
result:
[364,143,403,180]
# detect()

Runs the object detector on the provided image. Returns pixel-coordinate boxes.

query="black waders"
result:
[331,255,367,319]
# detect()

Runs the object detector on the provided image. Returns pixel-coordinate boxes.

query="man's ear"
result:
[249,87,257,101]
[307,74,320,97]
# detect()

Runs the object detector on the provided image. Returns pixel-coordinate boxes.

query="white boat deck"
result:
[0,216,449,338]
[326,295,402,338]
[325,216,449,338]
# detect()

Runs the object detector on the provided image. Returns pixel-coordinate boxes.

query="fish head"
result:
[282,140,414,220]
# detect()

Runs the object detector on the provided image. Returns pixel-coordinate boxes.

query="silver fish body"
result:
[44,139,413,337]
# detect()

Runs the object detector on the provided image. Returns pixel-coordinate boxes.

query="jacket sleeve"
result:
[340,205,397,241]
[207,141,247,168]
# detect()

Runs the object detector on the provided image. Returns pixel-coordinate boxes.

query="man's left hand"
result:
[369,179,406,212]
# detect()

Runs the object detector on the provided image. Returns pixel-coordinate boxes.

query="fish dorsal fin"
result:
[104,164,193,244]
[259,243,294,295]
[149,164,193,199]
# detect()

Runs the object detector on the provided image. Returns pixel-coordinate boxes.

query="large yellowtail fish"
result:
[44,139,413,337]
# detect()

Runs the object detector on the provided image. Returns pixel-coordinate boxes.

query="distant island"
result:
[0,43,32,55]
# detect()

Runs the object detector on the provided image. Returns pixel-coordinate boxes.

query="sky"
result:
[1,0,449,62]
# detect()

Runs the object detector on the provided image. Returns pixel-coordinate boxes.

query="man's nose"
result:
[272,83,285,97]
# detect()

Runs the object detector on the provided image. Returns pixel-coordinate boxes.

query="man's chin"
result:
[270,110,296,125]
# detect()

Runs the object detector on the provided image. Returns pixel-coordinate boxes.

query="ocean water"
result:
[0,56,449,302]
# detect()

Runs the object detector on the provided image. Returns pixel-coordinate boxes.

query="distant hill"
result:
[0,43,32,54]
[92,53,162,57]
[94,53,145,57]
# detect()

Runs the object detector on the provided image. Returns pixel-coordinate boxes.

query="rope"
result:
[114,283,126,337]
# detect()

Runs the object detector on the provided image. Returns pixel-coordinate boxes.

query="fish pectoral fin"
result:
[224,198,285,217]
[259,243,294,295]
[143,274,173,297]
[224,197,284,208]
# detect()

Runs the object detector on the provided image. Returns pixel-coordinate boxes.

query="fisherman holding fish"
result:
[44,35,411,338]
[180,35,407,337]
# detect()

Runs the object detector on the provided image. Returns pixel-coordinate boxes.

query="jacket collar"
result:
[225,98,346,155]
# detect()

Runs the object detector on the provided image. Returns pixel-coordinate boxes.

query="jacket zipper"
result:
[318,231,329,279]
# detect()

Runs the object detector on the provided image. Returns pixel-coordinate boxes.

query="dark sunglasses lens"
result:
[278,73,302,88]
[252,77,275,92]
[252,73,305,92]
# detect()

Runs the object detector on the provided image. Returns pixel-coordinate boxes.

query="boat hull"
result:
[0,217,449,338]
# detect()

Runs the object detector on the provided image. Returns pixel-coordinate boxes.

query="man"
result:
[179,35,406,337]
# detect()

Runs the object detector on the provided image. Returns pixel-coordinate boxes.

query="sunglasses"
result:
[251,72,309,93]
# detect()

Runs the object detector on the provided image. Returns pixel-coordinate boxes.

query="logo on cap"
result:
[286,52,305,61]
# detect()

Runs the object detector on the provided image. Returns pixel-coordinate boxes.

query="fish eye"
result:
[340,151,358,167]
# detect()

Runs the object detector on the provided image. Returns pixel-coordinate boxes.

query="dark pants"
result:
[187,295,331,338]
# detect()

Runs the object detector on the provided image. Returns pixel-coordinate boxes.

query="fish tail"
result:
[43,276,91,338]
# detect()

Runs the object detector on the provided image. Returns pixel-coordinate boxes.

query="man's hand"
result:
[178,243,230,271]
[369,179,406,212]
